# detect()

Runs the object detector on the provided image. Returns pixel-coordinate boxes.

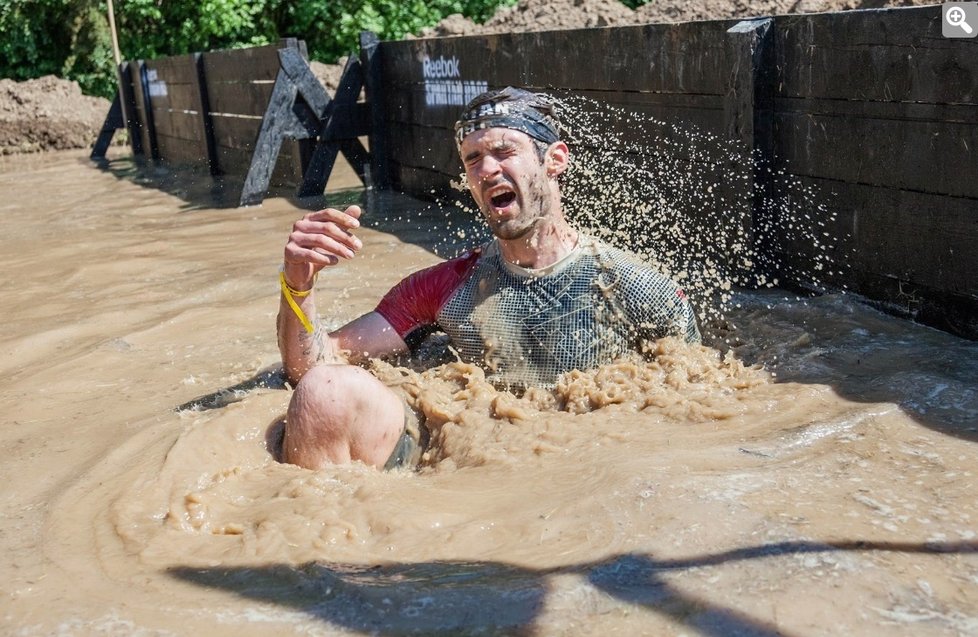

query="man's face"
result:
[459,128,553,241]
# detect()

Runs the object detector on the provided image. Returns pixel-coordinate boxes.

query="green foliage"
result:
[282,0,518,64]
[1,0,73,80]
[116,0,277,61]
[0,0,518,98]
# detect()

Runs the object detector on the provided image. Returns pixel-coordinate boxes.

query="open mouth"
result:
[489,191,517,209]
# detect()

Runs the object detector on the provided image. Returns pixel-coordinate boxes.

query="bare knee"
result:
[282,364,405,470]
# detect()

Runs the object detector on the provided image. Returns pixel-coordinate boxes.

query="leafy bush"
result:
[0,0,518,98]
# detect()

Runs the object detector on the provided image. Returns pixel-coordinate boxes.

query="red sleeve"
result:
[375,249,481,340]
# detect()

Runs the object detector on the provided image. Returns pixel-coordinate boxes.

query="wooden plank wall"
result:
[200,41,308,185]
[144,54,209,169]
[379,22,736,199]
[124,40,310,187]
[378,20,774,290]
[770,7,977,336]
[377,6,978,338]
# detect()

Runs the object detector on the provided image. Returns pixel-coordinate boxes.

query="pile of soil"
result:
[631,0,932,24]
[0,75,110,155]
[1,0,935,154]
[415,0,932,37]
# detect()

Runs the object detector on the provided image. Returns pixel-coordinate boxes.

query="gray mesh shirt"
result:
[376,235,700,389]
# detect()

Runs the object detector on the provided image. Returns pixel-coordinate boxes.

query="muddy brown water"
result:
[1,150,976,636]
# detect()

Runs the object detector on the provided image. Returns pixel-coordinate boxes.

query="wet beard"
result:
[482,175,552,241]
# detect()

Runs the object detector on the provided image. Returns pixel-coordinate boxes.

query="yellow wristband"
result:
[280,269,316,296]
[279,270,315,334]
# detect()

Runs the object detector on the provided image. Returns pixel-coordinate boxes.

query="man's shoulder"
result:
[583,236,663,276]
[426,242,488,274]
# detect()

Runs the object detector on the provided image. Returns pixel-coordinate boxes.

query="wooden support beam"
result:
[91,63,145,159]
[298,54,370,197]
[361,31,390,190]
[135,60,160,161]
[90,93,124,159]
[240,43,373,206]
[725,18,774,276]
[194,52,219,175]
[239,69,304,207]
[118,63,143,156]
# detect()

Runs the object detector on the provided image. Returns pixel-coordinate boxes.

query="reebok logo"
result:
[422,56,461,79]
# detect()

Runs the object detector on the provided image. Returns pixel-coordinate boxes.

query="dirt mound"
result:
[633,0,934,23]
[0,75,110,155]
[416,0,936,37]
[2,0,938,155]
[418,0,636,36]
[310,59,347,95]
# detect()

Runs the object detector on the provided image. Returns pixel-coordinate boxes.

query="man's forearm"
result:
[277,291,341,384]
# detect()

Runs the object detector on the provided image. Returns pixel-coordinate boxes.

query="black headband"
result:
[454,87,560,147]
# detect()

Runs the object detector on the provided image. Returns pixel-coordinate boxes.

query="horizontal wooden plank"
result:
[144,54,199,85]
[215,140,303,181]
[388,122,459,175]
[774,96,978,125]
[149,82,202,113]
[384,83,728,134]
[210,115,262,151]
[212,116,312,153]
[772,111,978,198]
[151,108,204,142]
[381,20,735,95]
[214,146,253,176]
[205,80,276,118]
[776,7,958,50]
[202,45,284,83]
[775,36,978,104]
[156,133,209,167]
[391,162,462,201]
[773,7,978,104]
[855,272,978,338]
[767,176,978,297]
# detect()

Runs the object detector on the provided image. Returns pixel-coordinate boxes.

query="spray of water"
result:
[444,94,849,341]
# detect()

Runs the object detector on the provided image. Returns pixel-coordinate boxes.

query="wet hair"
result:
[454,86,561,148]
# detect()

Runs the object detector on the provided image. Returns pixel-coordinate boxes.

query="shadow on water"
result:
[89,154,372,215]
[175,366,289,412]
[89,154,485,259]
[90,155,263,211]
[721,291,978,444]
[168,541,978,636]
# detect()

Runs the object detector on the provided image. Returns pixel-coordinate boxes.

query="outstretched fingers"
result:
[284,205,364,273]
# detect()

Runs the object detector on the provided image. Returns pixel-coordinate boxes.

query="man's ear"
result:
[546,141,569,177]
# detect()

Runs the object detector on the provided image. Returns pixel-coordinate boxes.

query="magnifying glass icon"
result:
[947,6,974,33]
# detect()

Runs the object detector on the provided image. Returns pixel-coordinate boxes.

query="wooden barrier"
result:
[769,9,977,336]
[92,38,371,204]
[202,40,310,184]
[374,6,978,339]
[238,46,371,206]
[89,10,976,338]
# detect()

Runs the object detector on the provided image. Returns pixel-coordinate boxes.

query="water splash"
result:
[448,94,849,339]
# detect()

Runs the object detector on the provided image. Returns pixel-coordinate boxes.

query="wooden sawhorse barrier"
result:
[91,33,387,207]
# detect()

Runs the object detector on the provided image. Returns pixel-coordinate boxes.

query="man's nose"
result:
[475,155,501,180]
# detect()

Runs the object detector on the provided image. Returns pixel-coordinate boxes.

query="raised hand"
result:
[282,205,364,290]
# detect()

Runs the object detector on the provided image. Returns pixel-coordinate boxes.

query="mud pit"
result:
[1,149,976,636]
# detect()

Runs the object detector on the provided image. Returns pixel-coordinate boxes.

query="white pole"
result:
[106,0,122,66]
[106,0,128,130]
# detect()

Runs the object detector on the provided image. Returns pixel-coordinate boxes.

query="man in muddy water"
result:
[277,86,700,471]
